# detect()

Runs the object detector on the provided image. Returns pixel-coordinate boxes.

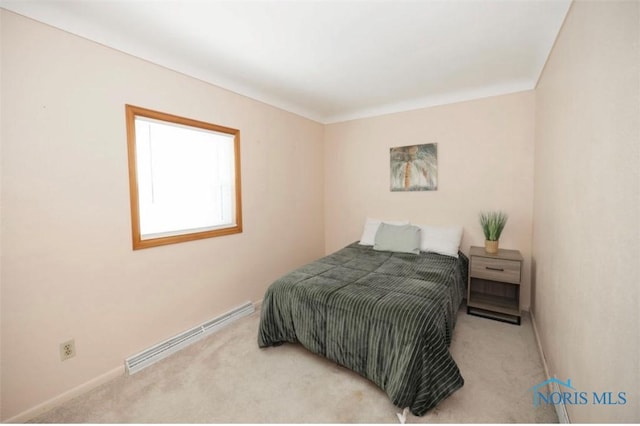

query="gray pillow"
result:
[373,223,421,255]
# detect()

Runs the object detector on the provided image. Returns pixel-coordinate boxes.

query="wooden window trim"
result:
[125,104,242,250]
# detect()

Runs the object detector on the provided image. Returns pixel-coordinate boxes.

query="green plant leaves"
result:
[479,211,508,241]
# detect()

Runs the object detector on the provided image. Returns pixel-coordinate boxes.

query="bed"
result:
[257,240,468,416]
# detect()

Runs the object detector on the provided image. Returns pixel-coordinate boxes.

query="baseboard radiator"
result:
[125,301,255,374]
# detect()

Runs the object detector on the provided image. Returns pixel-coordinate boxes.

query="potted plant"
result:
[479,211,508,254]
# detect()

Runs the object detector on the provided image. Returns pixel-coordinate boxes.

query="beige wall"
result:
[324,91,535,306]
[0,11,325,420]
[533,1,639,422]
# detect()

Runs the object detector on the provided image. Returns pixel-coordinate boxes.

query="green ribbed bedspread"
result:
[257,242,468,416]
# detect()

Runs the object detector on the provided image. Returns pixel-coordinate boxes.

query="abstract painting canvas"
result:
[390,143,438,191]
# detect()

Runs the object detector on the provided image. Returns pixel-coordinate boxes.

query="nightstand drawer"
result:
[470,256,521,284]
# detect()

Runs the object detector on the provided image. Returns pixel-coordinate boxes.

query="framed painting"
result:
[390,143,437,191]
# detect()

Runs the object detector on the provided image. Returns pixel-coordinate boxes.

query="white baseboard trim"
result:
[529,310,551,381]
[530,310,571,424]
[4,365,124,424]
[5,301,263,423]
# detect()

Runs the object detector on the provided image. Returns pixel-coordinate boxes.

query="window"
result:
[125,105,242,249]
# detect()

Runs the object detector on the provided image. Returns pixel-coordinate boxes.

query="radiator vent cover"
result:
[125,301,255,374]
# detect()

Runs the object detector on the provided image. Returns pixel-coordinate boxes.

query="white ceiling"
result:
[1,0,571,123]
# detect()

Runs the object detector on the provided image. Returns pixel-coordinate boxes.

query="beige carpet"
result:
[30,306,558,423]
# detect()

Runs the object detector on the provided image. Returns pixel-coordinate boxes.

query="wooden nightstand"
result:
[467,246,523,325]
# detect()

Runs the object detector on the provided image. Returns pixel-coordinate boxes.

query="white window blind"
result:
[134,117,237,239]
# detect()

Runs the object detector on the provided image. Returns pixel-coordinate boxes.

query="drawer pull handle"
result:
[486,266,504,272]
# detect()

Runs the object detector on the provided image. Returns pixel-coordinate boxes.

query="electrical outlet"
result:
[60,340,76,361]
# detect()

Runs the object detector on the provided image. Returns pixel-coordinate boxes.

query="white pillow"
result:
[359,218,409,246]
[414,224,463,258]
